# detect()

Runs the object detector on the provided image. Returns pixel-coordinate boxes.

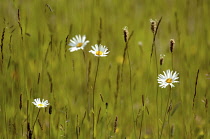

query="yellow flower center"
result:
[166,78,172,83]
[96,51,103,55]
[76,43,83,47]
[38,104,44,107]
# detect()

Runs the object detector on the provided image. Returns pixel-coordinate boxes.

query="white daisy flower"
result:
[89,44,110,57]
[32,98,50,108]
[68,35,89,52]
[157,69,179,88]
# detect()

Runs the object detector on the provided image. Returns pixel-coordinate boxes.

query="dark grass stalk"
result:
[47,72,53,93]
[26,100,31,139]
[114,65,120,110]
[17,9,23,41]
[45,4,54,12]
[0,27,5,72]
[87,61,92,121]
[167,101,172,139]
[19,94,22,110]
[159,56,164,118]
[65,108,68,138]
[100,93,104,103]
[81,50,89,124]
[7,56,11,69]
[139,95,145,139]
[65,24,73,58]
[96,107,101,124]
[58,41,62,58]
[65,35,69,58]
[192,69,199,109]
[205,97,208,137]
[37,73,40,84]
[113,116,118,133]
[92,57,100,138]
[81,111,86,125]
[203,88,208,137]
[159,87,172,139]
[38,119,43,130]
[9,34,13,53]
[44,39,52,63]
[49,105,52,139]
[120,30,134,82]
[76,114,80,139]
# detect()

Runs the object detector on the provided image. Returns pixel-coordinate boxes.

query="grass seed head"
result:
[123,26,129,42]
[150,19,157,34]
[160,54,165,66]
[170,39,175,53]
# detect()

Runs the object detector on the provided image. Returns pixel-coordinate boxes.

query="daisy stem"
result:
[159,87,172,138]
[92,57,100,138]
[31,109,41,135]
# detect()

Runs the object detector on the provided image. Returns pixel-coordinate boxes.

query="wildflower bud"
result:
[150,19,157,34]
[49,105,52,114]
[123,26,129,42]
[170,39,175,53]
[160,54,165,66]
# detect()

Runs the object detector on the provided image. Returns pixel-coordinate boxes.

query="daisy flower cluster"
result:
[68,34,110,57]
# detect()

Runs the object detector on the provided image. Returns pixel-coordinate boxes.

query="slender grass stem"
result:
[127,49,137,138]
[149,17,162,138]
[92,57,100,139]
[154,37,160,139]
[171,52,174,70]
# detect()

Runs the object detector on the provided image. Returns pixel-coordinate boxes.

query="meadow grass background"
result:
[0,0,209,138]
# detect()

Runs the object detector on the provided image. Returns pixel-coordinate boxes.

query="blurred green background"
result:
[0,0,209,138]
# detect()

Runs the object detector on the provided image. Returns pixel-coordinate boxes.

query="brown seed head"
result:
[150,19,157,34]
[160,54,165,66]
[170,39,175,53]
[49,105,52,114]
